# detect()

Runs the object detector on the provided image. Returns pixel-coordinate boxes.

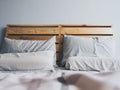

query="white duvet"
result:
[0,71,120,90]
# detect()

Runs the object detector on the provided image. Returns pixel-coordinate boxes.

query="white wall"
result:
[0,0,120,56]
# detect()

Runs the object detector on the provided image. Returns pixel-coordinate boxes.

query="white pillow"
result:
[95,38,115,57]
[62,35,96,65]
[0,51,55,71]
[66,56,120,72]
[0,36,56,65]
[62,35,115,66]
[0,36,56,53]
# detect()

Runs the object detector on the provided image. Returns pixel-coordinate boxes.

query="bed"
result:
[0,24,120,90]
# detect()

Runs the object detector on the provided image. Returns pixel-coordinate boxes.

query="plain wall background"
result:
[0,0,120,56]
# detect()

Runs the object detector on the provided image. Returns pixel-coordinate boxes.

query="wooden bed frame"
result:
[6,24,113,64]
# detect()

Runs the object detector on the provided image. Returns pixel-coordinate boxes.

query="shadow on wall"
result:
[0,27,6,47]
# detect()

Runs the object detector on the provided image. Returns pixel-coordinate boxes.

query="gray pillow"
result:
[0,36,56,65]
[62,35,96,65]
[62,35,115,66]
[95,37,115,57]
[0,36,56,53]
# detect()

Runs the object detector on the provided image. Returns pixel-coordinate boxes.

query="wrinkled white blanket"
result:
[0,71,120,90]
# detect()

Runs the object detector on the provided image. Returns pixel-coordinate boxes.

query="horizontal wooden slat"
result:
[7,36,53,40]
[61,28,112,34]
[7,24,59,27]
[7,27,59,34]
[61,24,111,27]
[67,36,113,38]
[7,36,61,42]
[7,24,111,27]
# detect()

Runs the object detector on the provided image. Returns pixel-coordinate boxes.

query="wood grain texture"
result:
[7,27,59,35]
[61,28,113,34]
[7,36,61,43]
[6,24,113,64]
[7,24,112,27]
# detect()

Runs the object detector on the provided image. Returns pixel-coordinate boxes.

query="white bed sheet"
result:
[0,70,120,90]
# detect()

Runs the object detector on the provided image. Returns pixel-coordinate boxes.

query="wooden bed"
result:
[6,24,113,64]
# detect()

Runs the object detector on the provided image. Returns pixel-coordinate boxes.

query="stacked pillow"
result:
[0,35,116,71]
[62,35,96,65]
[0,36,56,71]
[62,35,116,71]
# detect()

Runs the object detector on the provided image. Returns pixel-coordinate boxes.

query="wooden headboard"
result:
[6,24,113,64]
